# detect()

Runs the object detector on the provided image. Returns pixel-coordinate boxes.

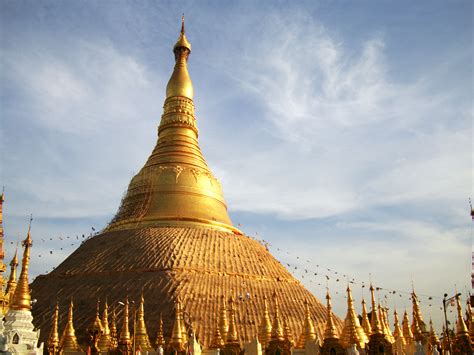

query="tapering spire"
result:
[10,221,33,311]
[109,307,118,351]
[226,296,239,344]
[5,244,18,303]
[47,302,60,355]
[455,293,469,336]
[361,298,372,336]
[393,309,406,347]
[89,299,103,334]
[340,286,368,348]
[369,284,383,335]
[258,296,272,348]
[428,318,440,348]
[170,298,186,351]
[134,293,152,351]
[98,299,111,352]
[219,294,229,340]
[412,309,424,342]
[411,287,427,334]
[155,314,165,349]
[0,189,7,307]
[60,299,82,353]
[283,318,293,345]
[107,16,238,235]
[323,289,339,340]
[271,293,284,341]
[379,304,394,344]
[118,297,132,352]
[402,310,414,344]
[210,317,224,349]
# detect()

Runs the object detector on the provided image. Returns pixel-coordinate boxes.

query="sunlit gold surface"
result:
[10,227,32,311]
[369,285,383,336]
[361,298,371,337]
[5,246,18,304]
[30,21,340,348]
[392,310,406,347]
[106,20,237,234]
[60,300,82,353]
[258,296,272,347]
[323,290,339,341]
[135,293,153,351]
[47,303,60,354]
[97,299,111,352]
[339,286,367,348]
[402,310,414,344]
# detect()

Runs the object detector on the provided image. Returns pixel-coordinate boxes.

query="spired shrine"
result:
[0,18,471,355]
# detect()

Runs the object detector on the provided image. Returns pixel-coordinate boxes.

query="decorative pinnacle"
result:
[181,14,185,34]
[323,289,338,340]
[10,222,33,311]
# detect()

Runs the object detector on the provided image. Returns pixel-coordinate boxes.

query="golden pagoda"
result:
[320,289,344,355]
[134,293,153,352]
[47,303,60,355]
[4,245,18,305]
[0,191,10,314]
[30,17,337,348]
[339,286,367,349]
[60,299,83,353]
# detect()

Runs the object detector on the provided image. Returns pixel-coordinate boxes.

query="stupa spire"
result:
[107,17,238,235]
[170,298,186,351]
[323,289,339,340]
[402,310,414,344]
[60,299,82,353]
[118,297,132,352]
[109,308,118,351]
[226,296,239,344]
[134,293,152,351]
[10,219,33,311]
[393,309,406,346]
[271,293,284,341]
[455,293,469,335]
[210,317,224,349]
[369,284,383,335]
[219,294,229,340]
[258,296,272,348]
[340,285,368,348]
[297,299,317,347]
[47,302,60,355]
[5,244,18,302]
[155,314,165,349]
[361,298,372,336]
[98,299,111,352]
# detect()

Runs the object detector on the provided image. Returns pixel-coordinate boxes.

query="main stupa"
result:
[30,19,338,349]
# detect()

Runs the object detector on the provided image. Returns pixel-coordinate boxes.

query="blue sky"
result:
[0,1,472,330]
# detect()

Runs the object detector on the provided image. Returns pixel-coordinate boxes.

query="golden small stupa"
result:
[30,18,340,348]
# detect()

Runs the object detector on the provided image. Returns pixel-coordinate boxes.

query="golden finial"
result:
[98,299,111,352]
[10,220,33,311]
[378,304,394,344]
[283,318,293,345]
[411,311,424,342]
[402,310,414,344]
[219,294,229,340]
[48,302,60,355]
[428,317,440,347]
[109,307,118,351]
[135,293,152,351]
[5,243,19,303]
[361,298,372,336]
[393,309,406,347]
[155,314,165,349]
[369,284,383,335]
[323,289,339,341]
[118,297,132,352]
[258,296,272,348]
[210,317,224,349]
[340,286,368,348]
[270,292,284,341]
[60,299,83,353]
[166,15,193,99]
[171,298,186,351]
[455,293,469,336]
[226,296,239,344]
[411,287,427,334]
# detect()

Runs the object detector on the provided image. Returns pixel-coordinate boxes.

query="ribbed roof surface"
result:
[31,227,340,347]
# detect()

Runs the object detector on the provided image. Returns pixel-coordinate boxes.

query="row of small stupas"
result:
[43,284,473,355]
